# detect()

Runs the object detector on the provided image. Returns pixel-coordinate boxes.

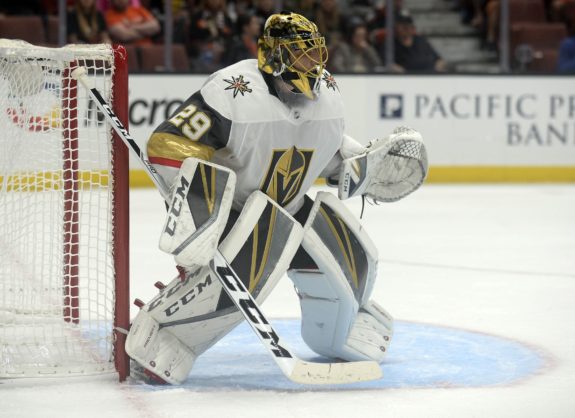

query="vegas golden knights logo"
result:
[260,147,314,207]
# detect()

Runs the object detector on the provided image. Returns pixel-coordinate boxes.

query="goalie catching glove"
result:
[339,126,428,202]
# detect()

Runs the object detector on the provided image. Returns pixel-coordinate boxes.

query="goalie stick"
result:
[72,67,383,385]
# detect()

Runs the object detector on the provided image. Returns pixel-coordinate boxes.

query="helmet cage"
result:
[273,33,327,79]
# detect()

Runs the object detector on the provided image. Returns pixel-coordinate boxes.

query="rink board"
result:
[124,74,575,184]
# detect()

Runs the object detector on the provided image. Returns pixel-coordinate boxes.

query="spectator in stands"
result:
[348,0,377,21]
[458,0,485,27]
[314,0,346,71]
[549,0,575,22]
[365,0,403,31]
[105,0,161,45]
[188,0,234,72]
[315,0,346,44]
[41,0,59,15]
[222,12,260,65]
[392,10,447,73]
[557,14,575,72]
[97,0,144,12]
[553,0,575,26]
[140,0,194,44]
[364,0,403,57]
[284,0,316,21]
[253,0,276,27]
[68,0,112,44]
[0,0,45,15]
[482,0,499,52]
[224,0,256,22]
[329,20,383,72]
[365,0,387,36]
[454,0,498,52]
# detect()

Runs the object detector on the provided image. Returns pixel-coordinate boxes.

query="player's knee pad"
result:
[288,191,392,362]
[127,191,304,383]
[159,157,236,267]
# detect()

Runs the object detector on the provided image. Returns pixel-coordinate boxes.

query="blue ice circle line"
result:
[132,319,548,392]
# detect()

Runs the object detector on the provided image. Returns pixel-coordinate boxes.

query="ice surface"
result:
[2,184,574,418]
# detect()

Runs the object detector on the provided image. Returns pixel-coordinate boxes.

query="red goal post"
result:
[0,41,130,380]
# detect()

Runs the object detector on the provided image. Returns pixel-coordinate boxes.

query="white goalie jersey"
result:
[125,11,417,386]
[147,58,347,214]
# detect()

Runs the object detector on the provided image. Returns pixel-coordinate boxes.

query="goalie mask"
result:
[258,12,328,99]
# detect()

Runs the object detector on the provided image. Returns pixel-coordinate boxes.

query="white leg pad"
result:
[289,250,359,360]
[127,191,304,384]
[126,309,196,385]
[289,192,393,363]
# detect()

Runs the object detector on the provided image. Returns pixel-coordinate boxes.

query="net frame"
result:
[0,41,129,381]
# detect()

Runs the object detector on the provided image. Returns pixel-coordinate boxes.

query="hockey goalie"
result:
[126,11,428,384]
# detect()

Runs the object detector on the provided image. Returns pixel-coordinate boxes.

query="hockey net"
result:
[0,40,129,379]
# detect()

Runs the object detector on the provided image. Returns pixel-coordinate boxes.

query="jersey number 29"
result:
[169,104,211,141]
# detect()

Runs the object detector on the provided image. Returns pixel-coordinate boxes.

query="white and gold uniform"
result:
[147,58,346,214]
[126,12,399,385]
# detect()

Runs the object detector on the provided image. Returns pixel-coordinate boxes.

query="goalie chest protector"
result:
[200,59,345,214]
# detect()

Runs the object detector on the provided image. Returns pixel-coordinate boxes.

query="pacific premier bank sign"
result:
[382,91,574,145]
[127,74,574,167]
[354,76,575,166]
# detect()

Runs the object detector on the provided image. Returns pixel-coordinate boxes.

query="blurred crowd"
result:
[456,0,575,72]
[0,0,574,73]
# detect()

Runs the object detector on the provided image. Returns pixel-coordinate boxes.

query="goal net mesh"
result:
[0,40,124,377]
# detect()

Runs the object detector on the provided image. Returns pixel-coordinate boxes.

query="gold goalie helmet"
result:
[258,12,328,99]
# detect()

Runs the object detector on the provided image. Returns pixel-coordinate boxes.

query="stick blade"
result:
[289,360,382,385]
